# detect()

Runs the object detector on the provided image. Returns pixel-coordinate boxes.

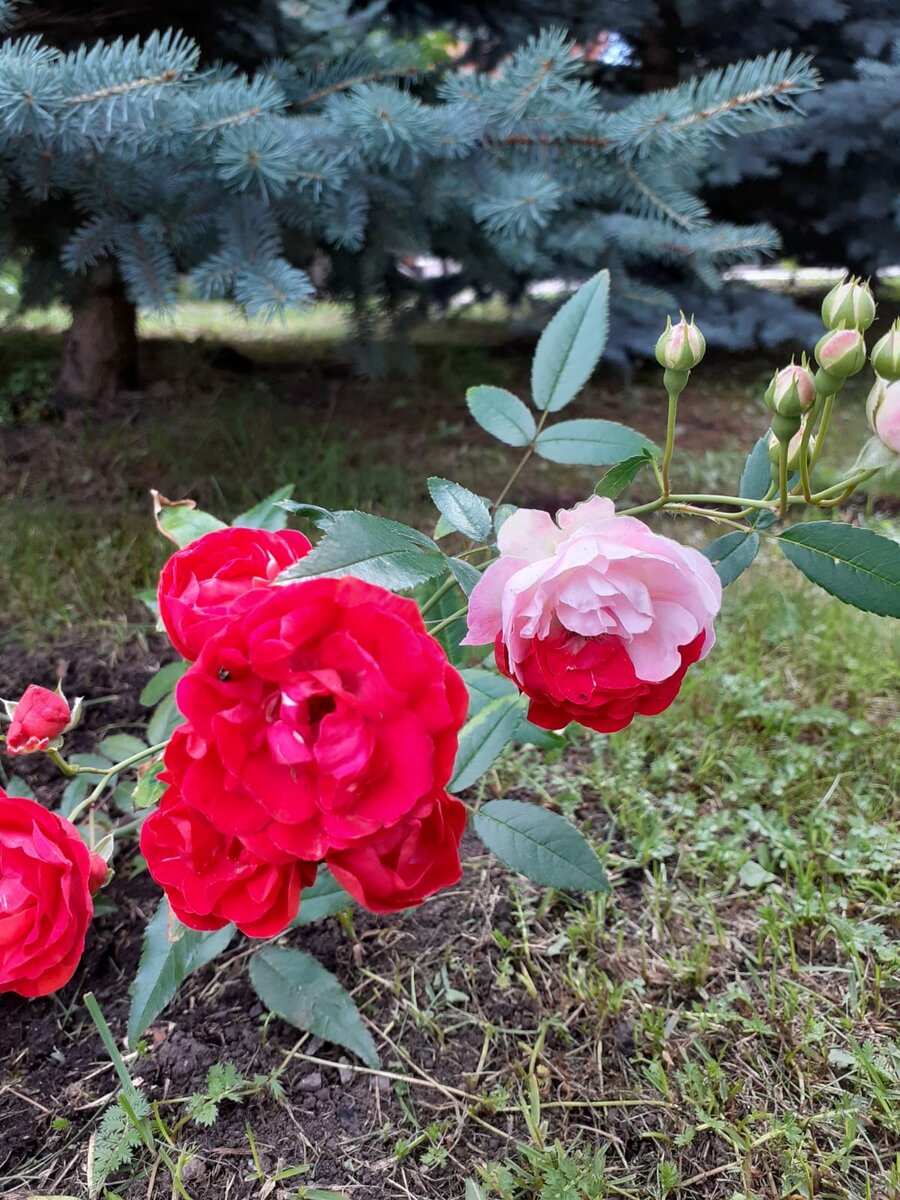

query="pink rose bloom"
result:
[464,497,722,733]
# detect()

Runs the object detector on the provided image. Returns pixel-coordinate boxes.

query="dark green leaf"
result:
[5,775,35,800]
[427,478,492,542]
[128,900,234,1047]
[98,734,148,763]
[702,530,761,586]
[446,556,482,597]
[473,799,608,891]
[249,947,379,1068]
[147,691,184,744]
[536,419,657,466]
[531,270,610,413]
[140,661,188,708]
[279,511,447,593]
[778,522,900,617]
[467,386,536,447]
[232,485,295,531]
[277,500,335,529]
[593,453,654,499]
[450,671,527,792]
[293,867,353,926]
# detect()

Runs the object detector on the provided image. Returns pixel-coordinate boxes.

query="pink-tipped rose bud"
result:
[768,426,814,472]
[821,276,876,332]
[5,685,71,755]
[655,314,706,371]
[866,379,900,455]
[765,359,816,417]
[815,327,866,380]
[870,319,900,383]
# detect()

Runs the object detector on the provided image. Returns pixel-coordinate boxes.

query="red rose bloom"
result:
[174,578,468,862]
[140,791,316,936]
[158,526,312,661]
[0,792,105,997]
[327,791,466,913]
[6,685,71,755]
[495,631,707,734]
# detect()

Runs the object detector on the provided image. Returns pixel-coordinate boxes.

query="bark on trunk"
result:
[54,264,138,408]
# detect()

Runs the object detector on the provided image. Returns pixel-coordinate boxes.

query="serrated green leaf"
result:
[531,270,610,413]
[593,453,653,499]
[778,522,900,617]
[467,386,536,447]
[279,511,447,593]
[446,556,482,597]
[460,668,560,749]
[449,672,526,792]
[127,900,235,1047]
[427,477,492,542]
[249,947,379,1068]
[293,867,353,925]
[155,499,226,548]
[133,759,166,810]
[98,734,148,763]
[702,530,761,586]
[535,419,656,467]
[473,799,608,891]
[147,691,185,744]
[232,485,295,531]
[139,661,188,707]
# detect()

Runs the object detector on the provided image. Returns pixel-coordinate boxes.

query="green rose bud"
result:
[655,314,706,372]
[814,327,867,379]
[870,319,900,383]
[764,358,816,417]
[821,276,876,332]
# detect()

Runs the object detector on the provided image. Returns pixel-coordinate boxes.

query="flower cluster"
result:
[144,529,468,936]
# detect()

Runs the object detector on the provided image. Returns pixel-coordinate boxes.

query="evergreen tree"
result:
[0,0,818,404]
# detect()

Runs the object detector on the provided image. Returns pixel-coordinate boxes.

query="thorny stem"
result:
[428,606,470,636]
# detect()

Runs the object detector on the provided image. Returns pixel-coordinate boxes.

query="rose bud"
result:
[768,425,814,471]
[821,276,876,332]
[866,379,900,455]
[0,792,106,997]
[870,319,900,383]
[814,327,867,380]
[655,314,706,372]
[764,359,816,417]
[5,685,71,755]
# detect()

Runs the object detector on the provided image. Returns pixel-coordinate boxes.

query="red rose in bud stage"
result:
[140,791,316,936]
[174,578,468,864]
[0,792,106,997]
[5,685,71,755]
[327,791,467,913]
[158,526,312,661]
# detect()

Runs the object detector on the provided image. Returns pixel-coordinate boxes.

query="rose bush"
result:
[5,684,71,755]
[464,497,722,733]
[157,525,312,661]
[0,791,106,996]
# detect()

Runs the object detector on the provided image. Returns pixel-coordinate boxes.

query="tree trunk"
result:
[639,0,681,92]
[54,263,138,408]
